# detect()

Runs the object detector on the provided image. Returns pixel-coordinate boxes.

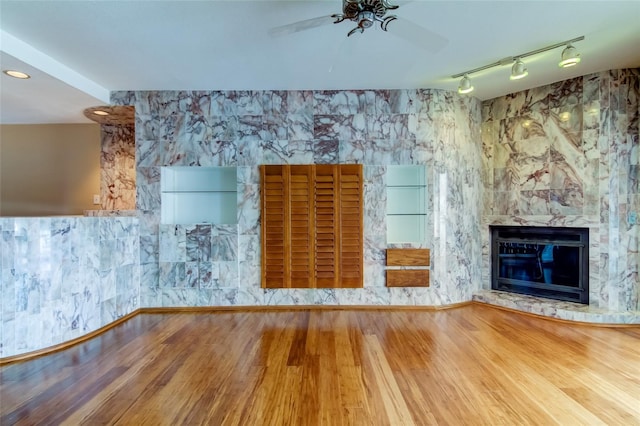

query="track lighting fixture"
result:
[510,58,528,80]
[458,74,474,94]
[452,36,584,94]
[559,44,581,68]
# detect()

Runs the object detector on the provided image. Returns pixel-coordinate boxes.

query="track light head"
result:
[458,74,474,94]
[559,44,581,68]
[510,58,528,80]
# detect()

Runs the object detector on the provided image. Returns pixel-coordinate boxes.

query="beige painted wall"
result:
[0,123,101,216]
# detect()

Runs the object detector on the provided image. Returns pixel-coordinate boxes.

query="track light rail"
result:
[451,36,584,79]
[452,36,584,94]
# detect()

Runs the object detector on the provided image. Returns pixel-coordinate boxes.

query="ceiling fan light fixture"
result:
[359,10,375,28]
[559,44,581,68]
[458,74,474,94]
[510,58,528,80]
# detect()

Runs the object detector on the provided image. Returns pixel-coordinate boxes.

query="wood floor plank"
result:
[296,354,321,426]
[362,335,415,425]
[471,311,640,424]
[1,315,163,416]
[2,305,639,425]
[318,336,343,425]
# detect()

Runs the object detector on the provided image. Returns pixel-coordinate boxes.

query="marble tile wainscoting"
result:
[480,68,640,320]
[0,217,140,358]
[110,89,484,308]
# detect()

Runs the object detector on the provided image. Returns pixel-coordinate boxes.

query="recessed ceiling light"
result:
[93,110,109,116]
[3,70,31,79]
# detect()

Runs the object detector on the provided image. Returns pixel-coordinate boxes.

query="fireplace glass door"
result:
[491,226,589,304]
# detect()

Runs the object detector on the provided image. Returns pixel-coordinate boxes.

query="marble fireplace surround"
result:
[1,69,638,360]
[476,69,639,323]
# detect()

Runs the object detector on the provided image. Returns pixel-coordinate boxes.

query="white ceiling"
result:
[1,0,639,124]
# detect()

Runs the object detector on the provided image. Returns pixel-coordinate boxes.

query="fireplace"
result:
[491,226,589,304]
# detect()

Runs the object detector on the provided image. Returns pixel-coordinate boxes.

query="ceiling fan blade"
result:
[328,35,358,74]
[269,15,335,37]
[386,16,448,53]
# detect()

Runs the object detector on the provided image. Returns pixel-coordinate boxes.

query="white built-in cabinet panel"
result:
[386,165,427,244]
[161,166,237,224]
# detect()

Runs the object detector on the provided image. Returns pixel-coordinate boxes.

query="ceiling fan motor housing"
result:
[339,0,399,36]
[344,0,396,20]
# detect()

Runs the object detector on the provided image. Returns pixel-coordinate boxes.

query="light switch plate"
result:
[93,194,100,205]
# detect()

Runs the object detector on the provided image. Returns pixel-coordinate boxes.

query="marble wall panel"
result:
[0,217,140,358]
[110,88,483,308]
[101,124,136,210]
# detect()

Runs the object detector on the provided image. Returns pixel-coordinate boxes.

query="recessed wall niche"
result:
[386,165,427,244]
[161,166,237,225]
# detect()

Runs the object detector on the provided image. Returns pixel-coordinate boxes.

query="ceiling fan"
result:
[269,0,448,53]
[332,0,399,37]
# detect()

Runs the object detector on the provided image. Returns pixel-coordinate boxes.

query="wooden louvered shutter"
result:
[314,165,339,288]
[261,165,287,288]
[337,164,364,288]
[261,164,363,289]
[289,165,315,288]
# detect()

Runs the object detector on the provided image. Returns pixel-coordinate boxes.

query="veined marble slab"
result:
[0,216,140,358]
[110,88,485,310]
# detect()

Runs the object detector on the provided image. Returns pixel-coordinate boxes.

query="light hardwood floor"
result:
[2,304,640,425]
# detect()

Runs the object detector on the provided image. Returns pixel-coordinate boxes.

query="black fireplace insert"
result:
[491,226,589,304]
